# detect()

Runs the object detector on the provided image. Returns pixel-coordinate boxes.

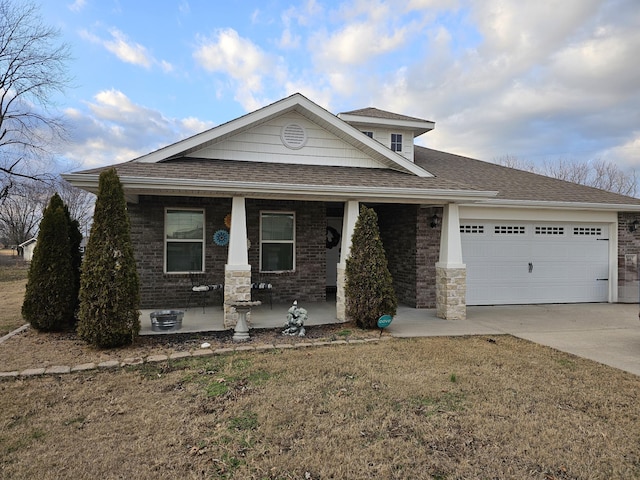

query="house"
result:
[63,93,640,328]
[18,238,37,262]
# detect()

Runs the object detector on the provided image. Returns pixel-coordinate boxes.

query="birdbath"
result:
[229,300,262,342]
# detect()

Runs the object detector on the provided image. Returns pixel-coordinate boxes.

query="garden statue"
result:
[283,300,307,336]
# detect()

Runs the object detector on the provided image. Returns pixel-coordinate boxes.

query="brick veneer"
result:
[128,196,231,309]
[618,212,640,303]
[376,204,441,308]
[128,196,327,310]
[246,199,326,304]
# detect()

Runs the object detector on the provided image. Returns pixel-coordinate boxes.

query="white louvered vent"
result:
[281,123,308,150]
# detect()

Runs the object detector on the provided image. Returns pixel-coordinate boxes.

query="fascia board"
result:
[133,96,305,164]
[337,113,435,137]
[129,93,433,178]
[464,198,640,211]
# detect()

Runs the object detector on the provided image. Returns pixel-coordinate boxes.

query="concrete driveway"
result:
[388,303,640,376]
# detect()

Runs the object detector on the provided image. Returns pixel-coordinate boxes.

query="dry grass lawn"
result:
[1,257,640,479]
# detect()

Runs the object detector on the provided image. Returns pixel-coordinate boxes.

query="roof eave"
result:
[464,198,640,211]
[62,173,497,204]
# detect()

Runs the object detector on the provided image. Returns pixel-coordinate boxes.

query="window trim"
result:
[391,133,403,152]
[259,210,296,273]
[164,207,205,274]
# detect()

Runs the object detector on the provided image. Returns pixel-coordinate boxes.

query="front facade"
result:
[65,94,640,328]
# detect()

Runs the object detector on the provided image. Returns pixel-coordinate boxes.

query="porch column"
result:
[435,203,467,320]
[336,200,359,321]
[224,196,251,327]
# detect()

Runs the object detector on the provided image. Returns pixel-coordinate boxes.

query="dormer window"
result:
[391,133,403,152]
[363,131,373,138]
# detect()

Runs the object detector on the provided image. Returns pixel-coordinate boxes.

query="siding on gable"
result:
[190,112,386,168]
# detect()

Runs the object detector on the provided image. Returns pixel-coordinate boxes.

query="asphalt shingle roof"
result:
[81,158,478,192]
[415,146,640,205]
[76,147,640,207]
[339,107,433,124]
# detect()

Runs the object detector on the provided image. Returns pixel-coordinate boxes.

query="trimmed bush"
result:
[77,168,140,347]
[345,205,397,329]
[22,194,76,331]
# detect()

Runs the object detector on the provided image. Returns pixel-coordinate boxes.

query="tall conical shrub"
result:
[77,168,140,347]
[345,205,397,329]
[22,194,76,331]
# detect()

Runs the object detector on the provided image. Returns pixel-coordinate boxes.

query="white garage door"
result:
[461,221,609,305]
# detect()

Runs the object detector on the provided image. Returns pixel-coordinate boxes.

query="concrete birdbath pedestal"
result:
[229,300,262,342]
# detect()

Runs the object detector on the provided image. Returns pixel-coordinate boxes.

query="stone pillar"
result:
[436,266,466,320]
[224,197,252,327]
[336,200,359,321]
[435,203,467,320]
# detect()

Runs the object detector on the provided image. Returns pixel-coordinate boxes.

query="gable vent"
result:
[281,123,308,150]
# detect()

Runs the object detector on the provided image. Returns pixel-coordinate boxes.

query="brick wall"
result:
[375,204,441,308]
[129,196,327,308]
[246,199,326,304]
[618,212,640,303]
[128,195,231,309]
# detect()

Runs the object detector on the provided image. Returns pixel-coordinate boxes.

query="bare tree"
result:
[0,0,71,202]
[0,179,48,246]
[0,176,94,247]
[56,177,95,236]
[495,156,638,197]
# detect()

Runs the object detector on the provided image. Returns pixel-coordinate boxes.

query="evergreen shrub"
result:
[345,205,397,329]
[77,168,140,347]
[22,194,76,331]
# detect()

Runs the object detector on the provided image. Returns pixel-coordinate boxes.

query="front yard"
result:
[1,256,640,478]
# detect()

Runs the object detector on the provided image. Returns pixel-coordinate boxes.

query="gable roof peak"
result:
[339,106,432,124]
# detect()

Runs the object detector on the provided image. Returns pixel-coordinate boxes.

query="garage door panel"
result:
[461,221,609,305]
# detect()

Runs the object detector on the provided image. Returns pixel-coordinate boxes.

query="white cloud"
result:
[103,28,153,68]
[61,90,214,168]
[68,0,86,12]
[80,27,173,72]
[193,28,285,111]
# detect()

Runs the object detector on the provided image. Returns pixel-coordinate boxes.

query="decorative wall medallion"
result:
[213,229,229,246]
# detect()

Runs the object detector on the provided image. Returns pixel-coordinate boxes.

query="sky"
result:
[37,0,640,173]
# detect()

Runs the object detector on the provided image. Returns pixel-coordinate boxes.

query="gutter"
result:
[462,198,640,212]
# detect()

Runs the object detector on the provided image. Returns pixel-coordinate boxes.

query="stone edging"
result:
[0,336,393,380]
[0,324,29,345]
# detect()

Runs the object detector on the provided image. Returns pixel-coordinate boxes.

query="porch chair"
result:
[187,272,210,314]
[187,273,224,313]
[251,277,273,309]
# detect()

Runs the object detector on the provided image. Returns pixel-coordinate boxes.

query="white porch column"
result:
[224,196,251,327]
[435,203,467,320]
[336,200,359,321]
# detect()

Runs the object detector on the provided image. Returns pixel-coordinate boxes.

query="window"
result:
[362,131,373,138]
[165,209,204,273]
[261,212,295,272]
[391,133,402,152]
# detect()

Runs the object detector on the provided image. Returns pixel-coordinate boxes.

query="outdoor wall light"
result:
[430,214,440,228]
[629,220,639,233]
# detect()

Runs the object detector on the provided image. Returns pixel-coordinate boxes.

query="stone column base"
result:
[436,266,466,320]
[224,266,252,328]
[336,265,346,322]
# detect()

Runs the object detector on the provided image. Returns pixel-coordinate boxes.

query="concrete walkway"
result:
[388,303,640,376]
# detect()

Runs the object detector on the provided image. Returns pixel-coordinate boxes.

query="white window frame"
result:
[164,208,205,274]
[260,211,296,273]
[362,131,374,138]
[391,133,403,152]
